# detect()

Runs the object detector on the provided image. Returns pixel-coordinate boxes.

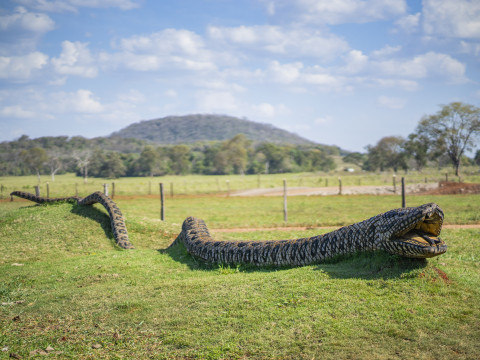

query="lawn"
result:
[1,177,479,359]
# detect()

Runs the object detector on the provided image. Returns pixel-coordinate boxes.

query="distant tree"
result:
[20,147,48,182]
[342,152,366,167]
[73,150,93,183]
[363,136,407,172]
[98,152,127,178]
[216,134,251,174]
[46,150,65,181]
[137,145,159,176]
[416,102,480,176]
[169,145,190,175]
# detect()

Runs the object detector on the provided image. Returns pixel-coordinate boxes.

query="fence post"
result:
[393,175,396,194]
[160,183,165,221]
[46,182,50,198]
[338,177,342,195]
[283,179,288,223]
[103,183,108,196]
[34,185,40,197]
[75,183,78,197]
[148,181,152,195]
[445,173,448,182]
[111,182,115,199]
[170,182,174,197]
[401,177,406,208]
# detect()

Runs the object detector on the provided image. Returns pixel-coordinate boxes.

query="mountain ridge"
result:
[109,114,315,145]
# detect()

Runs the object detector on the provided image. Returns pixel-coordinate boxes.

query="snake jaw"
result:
[382,203,447,258]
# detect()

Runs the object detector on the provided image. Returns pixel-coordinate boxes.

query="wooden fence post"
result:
[170,182,174,197]
[34,185,40,197]
[46,182,50,198]
[401,177,406,208]
[283,179,288,223]
[103,183,108,196]
[111,182,115,199]
[160,183,165,221]
[338,177,342,195]
[393,175,396,194]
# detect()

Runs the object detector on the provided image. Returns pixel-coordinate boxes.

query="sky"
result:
[0,0,479,153]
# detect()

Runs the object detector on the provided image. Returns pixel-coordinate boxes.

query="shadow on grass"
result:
[160,241,427,280]
[70,203,117,247]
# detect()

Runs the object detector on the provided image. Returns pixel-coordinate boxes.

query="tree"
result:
[73,150,93,183]
[363,136,408,173]
[20,147,48,182]
[46,150,65,181]
[169,145,190,175]
[416,102,480,176]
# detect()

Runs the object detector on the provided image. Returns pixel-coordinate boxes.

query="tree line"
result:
[0,133,338,180]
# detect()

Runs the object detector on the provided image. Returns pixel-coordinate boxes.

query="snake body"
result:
[10,191,133,249]
[11,191,447,264]
[171,203,447,266]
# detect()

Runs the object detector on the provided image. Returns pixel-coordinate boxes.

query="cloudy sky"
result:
[0,0,479,152]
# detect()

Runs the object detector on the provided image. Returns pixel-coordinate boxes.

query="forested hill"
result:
[109,114,315,145]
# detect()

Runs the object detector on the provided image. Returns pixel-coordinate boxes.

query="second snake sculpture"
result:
[10,190,133,249]
[171,203,447,266]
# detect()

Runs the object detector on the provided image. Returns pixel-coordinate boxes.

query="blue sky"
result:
[1,0,479,152]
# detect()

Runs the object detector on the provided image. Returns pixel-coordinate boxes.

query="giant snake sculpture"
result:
[11,191,447,265]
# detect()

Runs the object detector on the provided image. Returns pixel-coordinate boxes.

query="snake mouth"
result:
[388,211,447,258]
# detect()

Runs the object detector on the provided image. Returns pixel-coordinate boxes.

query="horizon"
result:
[0,1,479,153]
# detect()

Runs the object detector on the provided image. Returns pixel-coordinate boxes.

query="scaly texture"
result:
[171,203,447,266]
[10,191,133,249]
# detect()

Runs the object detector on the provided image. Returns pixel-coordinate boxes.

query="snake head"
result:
[375,203,447,258]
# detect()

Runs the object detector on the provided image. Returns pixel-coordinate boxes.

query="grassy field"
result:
[1,173,480,359]
[1,168,480,197]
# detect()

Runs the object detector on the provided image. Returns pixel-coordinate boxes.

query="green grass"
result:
[1,191,479,358]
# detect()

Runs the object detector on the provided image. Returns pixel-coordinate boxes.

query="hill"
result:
[109,114,315,145]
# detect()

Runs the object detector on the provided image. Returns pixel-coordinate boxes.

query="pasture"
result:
[1,173,479,359]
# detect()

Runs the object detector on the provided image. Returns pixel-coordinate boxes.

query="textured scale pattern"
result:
[10,191,133,249]
[171,203,447,266]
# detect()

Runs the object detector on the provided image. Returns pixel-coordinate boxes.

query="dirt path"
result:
[211,224,480,233]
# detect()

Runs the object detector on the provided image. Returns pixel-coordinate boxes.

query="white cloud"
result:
[208,25,349,61]
[0,7,55,54]
[267,0,407,24]
[107,29,217,72]
[423,0,480,39]
[342,50,368,74]
[373,52,467,83]
[371,45,401,59]
[195,91,239,113]
[51,41,98,78]
[0,105,35,118]
[15,0,140,12]
[252,103,288,118]
[53,89,104,113]
[0,52,48,79]
[0,6,55,32]
[267,61,303,83]
[394,13,420,34]
[377,96,406,109]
